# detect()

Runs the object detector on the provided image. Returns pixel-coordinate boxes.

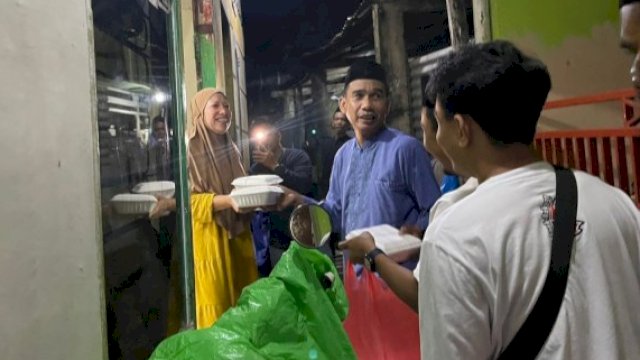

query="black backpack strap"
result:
[499,166,578,359]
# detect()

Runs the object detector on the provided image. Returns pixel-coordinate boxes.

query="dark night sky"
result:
[241,0,360,80]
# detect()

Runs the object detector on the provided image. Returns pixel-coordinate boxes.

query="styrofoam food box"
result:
[132,181,175,198]
[111,194,158,215]
[229,185,284,208]
[346,224,421,263]
[232,175,282,188]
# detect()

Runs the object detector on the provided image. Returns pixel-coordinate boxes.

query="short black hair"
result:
[431,40,551,145]
[422,79,436,109]
[152,116,165,125]
[344,60,389,93]
[621,0,640,8]
[422,80,438,132]
[251,119,275,129]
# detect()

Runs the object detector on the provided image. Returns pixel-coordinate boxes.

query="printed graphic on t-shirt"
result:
[540,194,585,237]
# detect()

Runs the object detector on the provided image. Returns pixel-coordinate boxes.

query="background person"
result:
[249,121,313,275]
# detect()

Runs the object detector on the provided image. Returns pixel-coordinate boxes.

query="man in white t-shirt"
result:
[410,79,479,284]
[420,78,479,224]
[340,40,640,359]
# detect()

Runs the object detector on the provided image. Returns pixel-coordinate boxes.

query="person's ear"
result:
[453,114,471,148]
[339,96,348,120]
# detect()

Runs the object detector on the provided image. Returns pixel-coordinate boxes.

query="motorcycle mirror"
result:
[289,204,332,249]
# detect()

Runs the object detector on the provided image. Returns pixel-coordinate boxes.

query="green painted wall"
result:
[198,34,216,88]
[490,0,619,47]
[488,0,631,130]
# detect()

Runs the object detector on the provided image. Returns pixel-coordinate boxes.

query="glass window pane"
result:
[91,1,177,357]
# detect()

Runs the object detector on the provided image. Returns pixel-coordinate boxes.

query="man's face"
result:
[251,125,279,151]
[340,79,390,140]
[331,111,349,136]
[621,3,640,99]
[262,128,279,150]
[420,107,454,174]
[434,99,466,175]
[153,121,167,141]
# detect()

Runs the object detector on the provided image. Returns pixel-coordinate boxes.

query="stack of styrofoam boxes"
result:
[229,175,284,209]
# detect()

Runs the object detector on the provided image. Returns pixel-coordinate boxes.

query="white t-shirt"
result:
[413,177,479,281]
[418,161,640,360]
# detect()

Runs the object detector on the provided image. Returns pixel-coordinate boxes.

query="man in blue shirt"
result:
[317,61,441,237]
[281,60,440,359]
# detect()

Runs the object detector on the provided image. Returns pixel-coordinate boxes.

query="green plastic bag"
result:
[150,242,356,360]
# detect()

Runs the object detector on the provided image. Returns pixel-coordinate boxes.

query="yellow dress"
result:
[191,193,258,329]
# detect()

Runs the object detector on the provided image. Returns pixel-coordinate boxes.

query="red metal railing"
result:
[543,88,638,127]
[535,89,640,205]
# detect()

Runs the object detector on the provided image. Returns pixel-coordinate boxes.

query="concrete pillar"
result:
[294,86,306,149]
[1,0,107,358]
[212,0,226,90]
[284,89,295,121]
[310,73,331,137]
[281,89,294,147]
[180,0,199,137]
[472,0,492,43]
[372,1,411,133]
[445,0,470,47]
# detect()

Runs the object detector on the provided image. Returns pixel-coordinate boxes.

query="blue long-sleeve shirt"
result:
[322,127,441,238]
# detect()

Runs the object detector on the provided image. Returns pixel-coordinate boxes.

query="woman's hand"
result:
[228,196,254,214]
[219,195,255,214]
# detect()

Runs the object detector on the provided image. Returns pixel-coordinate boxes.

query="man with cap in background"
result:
[280,60,441,359]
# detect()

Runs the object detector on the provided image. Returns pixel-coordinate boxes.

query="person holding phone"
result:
[249,121,313,274]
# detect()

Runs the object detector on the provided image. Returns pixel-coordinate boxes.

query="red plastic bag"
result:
[343,260,420,360]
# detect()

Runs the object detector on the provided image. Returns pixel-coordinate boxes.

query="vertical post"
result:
[310,72,331,137]
[445,0,470,47]
[212,0,226,91]
[179,0,199,137]
[168,0,196,330]
[372,2,411,133]
[472,0,492,42]
[295,86,305,149]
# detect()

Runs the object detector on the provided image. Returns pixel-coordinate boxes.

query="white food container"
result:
[229,185,284,208]
[231,175,282,188]
[132,181,175,198]
[346,224,422,263]
[110,194,158,215]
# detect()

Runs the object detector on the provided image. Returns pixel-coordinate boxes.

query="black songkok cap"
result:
[621,0,640,8]
[344,60,389,92]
